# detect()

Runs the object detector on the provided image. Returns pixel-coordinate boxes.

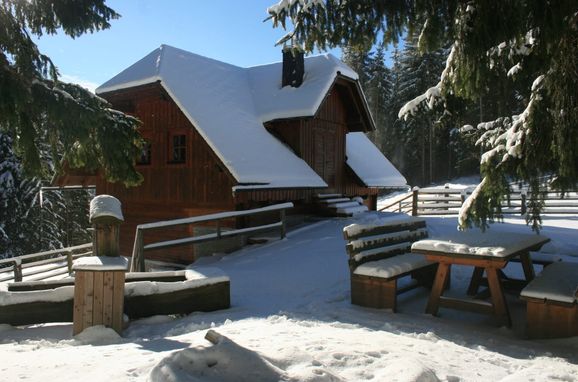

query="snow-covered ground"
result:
[1,211,578,381]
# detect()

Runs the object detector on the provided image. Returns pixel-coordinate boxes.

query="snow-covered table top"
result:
[411,230,550,259]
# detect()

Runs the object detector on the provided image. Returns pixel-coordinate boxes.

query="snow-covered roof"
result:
[96,45,396,190]
[346,132,407,188]
[247,54,358,122]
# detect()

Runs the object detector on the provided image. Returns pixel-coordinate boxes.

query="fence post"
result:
[216,220,221,239]
[13,258,22,282]
[411,187,420,216]
[460,190,467,205]
[67,251,73,274]
[280,209,287,239]
[521,191,527,215]
[131,229,145,272]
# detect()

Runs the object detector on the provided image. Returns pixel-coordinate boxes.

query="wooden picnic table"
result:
[411,230,550,327]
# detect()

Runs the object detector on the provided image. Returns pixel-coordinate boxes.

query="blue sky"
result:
[35,0,340,92]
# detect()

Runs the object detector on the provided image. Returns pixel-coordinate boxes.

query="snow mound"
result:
[89,194,123,222]
[149,331,343,382]
[377,358,440,382]
[74,325,122,346]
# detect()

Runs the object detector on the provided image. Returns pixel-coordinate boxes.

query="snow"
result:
[344,216,425,238]
[89,194,124,222]
[345,132,407,188]
[248,54,358,122]
[96,45,371,190]
[125,267,229,297]
[72,256,129,271]
[1,212,578,381]
[412,230,549,258]
[0,284,74,306]
[520,262,578,304]
[353,253,433,279]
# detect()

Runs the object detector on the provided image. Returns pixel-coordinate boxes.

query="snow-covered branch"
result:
[397,44,456,120]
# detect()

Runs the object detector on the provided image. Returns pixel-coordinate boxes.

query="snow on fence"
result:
[0,243,93,283]
[130,202,294,272]
[380,185,578,217]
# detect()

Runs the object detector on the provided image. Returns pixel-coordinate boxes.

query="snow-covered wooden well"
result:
[90,195,124,257]
[72,256,128,335]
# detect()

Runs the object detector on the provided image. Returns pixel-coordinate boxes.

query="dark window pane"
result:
[137,140,151,165]
[171,134,186,163]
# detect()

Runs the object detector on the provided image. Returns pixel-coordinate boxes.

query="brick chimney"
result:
[282,46,304,88]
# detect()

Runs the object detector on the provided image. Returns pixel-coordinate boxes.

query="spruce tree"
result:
[0,0,142,186]
[268,0,578,229]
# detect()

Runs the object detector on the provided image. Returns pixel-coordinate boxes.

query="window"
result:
[169,134,187,163]
[136,140,151,165]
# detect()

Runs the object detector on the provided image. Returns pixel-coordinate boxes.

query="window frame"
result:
[167,131,188,165]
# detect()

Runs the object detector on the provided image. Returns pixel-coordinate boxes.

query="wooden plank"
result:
[82,271,95,332]
[73,271,86,335]
[438,296,494,315]
[526,300,578,339]
[124,280,230,318]
[92,272,104,326]
[112,271,125,334]
[344,219,426,241]
[350,274,397,311]
[102,271,114,328]
[0,300,73,326]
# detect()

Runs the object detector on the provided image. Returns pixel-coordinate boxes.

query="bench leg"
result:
[426,262,451,316]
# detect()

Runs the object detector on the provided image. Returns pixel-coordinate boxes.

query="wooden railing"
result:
[130,202,294,272]
[0,243,92,283]
[380,186,578,216]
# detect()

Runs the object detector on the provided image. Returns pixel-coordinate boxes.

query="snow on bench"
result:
[343,216,437,312]
[520,261,578,339]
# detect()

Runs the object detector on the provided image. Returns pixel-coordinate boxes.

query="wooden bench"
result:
[520,261,578,339]
[343,217,438,312]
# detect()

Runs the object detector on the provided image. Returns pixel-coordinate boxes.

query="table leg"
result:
[467,267,484,296]
[485,267,511,327]
[426,262,451,316]
[519,252,535,282]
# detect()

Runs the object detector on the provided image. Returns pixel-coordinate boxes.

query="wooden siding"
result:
[98,83,236,263]
[261,83,378,205]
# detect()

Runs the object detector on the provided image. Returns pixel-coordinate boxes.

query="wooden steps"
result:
[315,193,368,217]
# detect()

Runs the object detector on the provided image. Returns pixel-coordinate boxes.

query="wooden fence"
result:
[130,202,294,272]
[0,243,92,283]
[380,186,578,216]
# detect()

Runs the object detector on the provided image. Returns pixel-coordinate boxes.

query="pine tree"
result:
[0,0,142,186]
[268,0,578,229]
[0,132,65,257]
[394,34,447,186]
[364,43,393,153]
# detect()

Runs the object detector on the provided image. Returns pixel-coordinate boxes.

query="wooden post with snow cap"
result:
[73,195,127,336]
[90,195,124,257]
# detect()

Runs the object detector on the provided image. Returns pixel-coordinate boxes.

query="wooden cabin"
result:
[59,45,406,264]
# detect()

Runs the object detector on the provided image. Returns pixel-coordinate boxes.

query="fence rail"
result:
[130,202,294,272]
[380,186,578,216]
[0,243,92,283]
